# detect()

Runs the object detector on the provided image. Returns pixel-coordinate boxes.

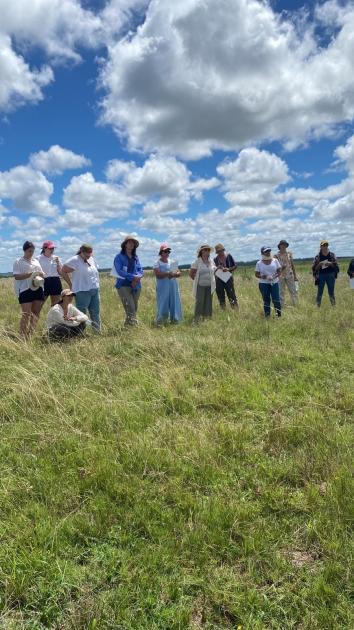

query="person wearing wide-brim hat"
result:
[274,239,298,307]
[46,289,89,341]
[312,240,339,307]
[213,243,238,310]
[113,235,144,326]
[189,244,216,321]
[13,240,45,337]
[153,243,182,324]
[62,244,101,331]
[255,246,282,318]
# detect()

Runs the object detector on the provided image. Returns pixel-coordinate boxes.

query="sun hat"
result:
[277,240,289,248]
[159,242,171,254]
[197,243,213,256]
[121,235,140,249]
[29,272,44,291]
[215,243,225,253]
[42,240,55,249]
[61,289,75,298]
[320,239,329,247]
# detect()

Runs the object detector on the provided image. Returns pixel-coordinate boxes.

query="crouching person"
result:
[46,289,88,341]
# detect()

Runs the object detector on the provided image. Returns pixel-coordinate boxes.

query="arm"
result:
[154,267,170,279]
[189,267,197,280]
[312,256,321,274]
[70,306,89,323]
[114,255,136,281]
[227,255,237,272]
[290,255,297,280]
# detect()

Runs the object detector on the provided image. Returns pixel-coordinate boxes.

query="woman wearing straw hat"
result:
[113,235,144,326]
[255,246,282,318]
[46,289,89,340]
[213,243,238,309]
[275,240,298,307]
[153,243,182,325]
[189,244,216,321]
[312,240,339,307]
[62,244,101,331]
[13,240,45,337]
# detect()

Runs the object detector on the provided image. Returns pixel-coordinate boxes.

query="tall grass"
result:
[0,264,353,629]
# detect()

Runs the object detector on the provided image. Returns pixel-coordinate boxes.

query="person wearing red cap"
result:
[153,243,182,324]
[37,240,69,306]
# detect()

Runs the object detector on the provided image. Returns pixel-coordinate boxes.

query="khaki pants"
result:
[279,276,298,306]
[117,287,141,325]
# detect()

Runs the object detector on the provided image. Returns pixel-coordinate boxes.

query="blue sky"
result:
[0,0,353,271]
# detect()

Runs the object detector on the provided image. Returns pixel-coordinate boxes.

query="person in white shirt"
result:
[61,244,101,331]
[46,289,89,340]
[255,246,282,318]
[13,241,45,337]
[189,244,216,321]
[37,240,71,306]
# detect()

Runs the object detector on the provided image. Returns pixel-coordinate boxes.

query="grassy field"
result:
[0,263,353,629]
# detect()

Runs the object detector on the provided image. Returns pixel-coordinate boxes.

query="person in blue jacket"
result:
[113,235,143,326]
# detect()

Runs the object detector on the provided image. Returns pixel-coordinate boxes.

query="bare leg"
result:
[29,300,44,335]
[20,303,32,338]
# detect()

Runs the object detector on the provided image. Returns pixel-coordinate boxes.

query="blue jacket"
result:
[113,252,144,290]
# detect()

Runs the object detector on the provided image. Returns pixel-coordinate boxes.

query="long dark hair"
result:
[121,243,137,258]
[23,240,35,251]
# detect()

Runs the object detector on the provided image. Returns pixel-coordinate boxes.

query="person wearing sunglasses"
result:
[312,240,339,307]
[153,243,182,325]
[62,244,101,331]
[37,240,70,306]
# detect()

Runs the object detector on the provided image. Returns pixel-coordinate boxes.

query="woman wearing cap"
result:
[275,240,298,307]
[312,240,339,307]
[153,244,182,325]
[113,236,144,326]
[37,240,70,306]
[189,245,216,321]
[13,241,45,337]
[213,243,238,310]
[46,289,89,340]
[255,246,282,318]
[61,244,101,331]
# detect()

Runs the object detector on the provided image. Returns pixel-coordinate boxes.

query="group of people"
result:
[11,236,352,339]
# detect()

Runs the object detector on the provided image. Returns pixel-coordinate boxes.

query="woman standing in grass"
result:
[153,243,182,325]
[275,239,298,307]
[113,235,144,326]
[37,240,69,306]
[255,246,282,318]
[312,240,339,307]
[13,240,45,337]
[213,243,238,309]
[62,244,101,331]
[189,244,216,321]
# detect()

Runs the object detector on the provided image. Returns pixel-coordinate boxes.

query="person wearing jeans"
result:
[255,246,282,318]
[113,235,143,326]
[62,244,101,331]
[312,240,339,307]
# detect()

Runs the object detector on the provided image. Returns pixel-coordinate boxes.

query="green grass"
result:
[0,264,353,629]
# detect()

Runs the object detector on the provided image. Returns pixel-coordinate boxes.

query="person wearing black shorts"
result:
[13,241,45,337]
[37,240,69,306]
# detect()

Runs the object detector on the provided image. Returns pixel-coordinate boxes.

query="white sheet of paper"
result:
[170,260,178,272]
[110,265,119,278]
[350,278,354,289]
[215,268,232,283]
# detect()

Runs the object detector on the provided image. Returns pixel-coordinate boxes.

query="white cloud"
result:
[100,0,354,158]
[29,145,91,174]
[0,165,57,216]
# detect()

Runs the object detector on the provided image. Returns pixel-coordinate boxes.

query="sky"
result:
[0,0,353,271]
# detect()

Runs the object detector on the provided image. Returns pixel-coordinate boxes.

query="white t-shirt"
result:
[255,258,281,284]
[64,255,100,292]
[46,303,88,329]
[13,257,43,296]
[37,254,61,278]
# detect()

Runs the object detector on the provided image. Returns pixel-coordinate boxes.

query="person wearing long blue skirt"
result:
[153,243,183,324]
